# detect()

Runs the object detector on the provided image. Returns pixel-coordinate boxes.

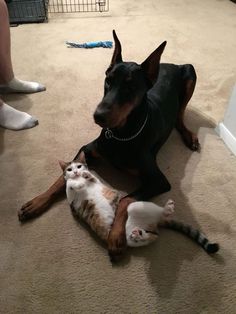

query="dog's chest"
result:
[98,136,144,168]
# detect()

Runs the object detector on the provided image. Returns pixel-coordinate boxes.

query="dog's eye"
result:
[105,77,112,87]
[77,165,82,169]
[67,168,72,172]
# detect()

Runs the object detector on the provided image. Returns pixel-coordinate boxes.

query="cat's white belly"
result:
[87,185,115,228]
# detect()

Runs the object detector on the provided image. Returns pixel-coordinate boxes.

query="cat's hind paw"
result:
[130,227,144,240]
[164,199,175,216]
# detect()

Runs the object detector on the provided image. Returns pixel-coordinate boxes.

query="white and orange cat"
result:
[59,160,219,253]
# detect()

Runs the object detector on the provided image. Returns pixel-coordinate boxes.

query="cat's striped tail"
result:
[161,220,219,254]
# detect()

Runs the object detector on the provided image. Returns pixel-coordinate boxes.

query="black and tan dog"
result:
[19,30,199,260]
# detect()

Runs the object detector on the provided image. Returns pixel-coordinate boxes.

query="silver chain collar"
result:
[105,114,148,142]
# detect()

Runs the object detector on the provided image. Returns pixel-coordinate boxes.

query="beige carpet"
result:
[1,0,236,313]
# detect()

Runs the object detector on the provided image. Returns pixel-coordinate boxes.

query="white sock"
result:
[0,102,38,130]
[0,77,46,94]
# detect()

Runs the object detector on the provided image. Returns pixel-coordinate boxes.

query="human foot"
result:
[0,77,46,94]
[0,102,38,130]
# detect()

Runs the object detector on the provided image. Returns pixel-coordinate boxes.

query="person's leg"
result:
[0,97,38,130]
[0,0,43,130]
[0,0,46,93]
[0,0,14,84]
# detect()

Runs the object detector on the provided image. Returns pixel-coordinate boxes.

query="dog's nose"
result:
[93,111,106,125]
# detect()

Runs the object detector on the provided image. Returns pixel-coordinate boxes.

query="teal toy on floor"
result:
[66,41,113,48]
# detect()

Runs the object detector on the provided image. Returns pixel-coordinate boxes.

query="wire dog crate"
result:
[6,0,49,24]
[49,0,109,13]
[6,0,109,24]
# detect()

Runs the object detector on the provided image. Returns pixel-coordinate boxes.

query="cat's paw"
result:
[164,199,175,217]
[130,227,144,241]
[82,171,92,179]
[82,171,96,183]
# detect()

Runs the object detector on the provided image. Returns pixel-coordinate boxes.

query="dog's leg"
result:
[18,140,100,221]
[108,154,170,260]
[130,154,171,200]
[108,196,134,262]
[176,64,200,151]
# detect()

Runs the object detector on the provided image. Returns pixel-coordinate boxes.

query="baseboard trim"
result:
[216,122,236,156]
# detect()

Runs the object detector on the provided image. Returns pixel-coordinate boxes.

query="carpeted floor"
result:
[1,0,236,313]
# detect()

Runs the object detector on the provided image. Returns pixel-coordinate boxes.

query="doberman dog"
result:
[19,30,199,260]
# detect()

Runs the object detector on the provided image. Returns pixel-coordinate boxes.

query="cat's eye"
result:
[77,165,82,169]
[67,168,72,172]
[139,230,143,235]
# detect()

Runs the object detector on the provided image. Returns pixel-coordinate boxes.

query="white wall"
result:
[216,84,236,156]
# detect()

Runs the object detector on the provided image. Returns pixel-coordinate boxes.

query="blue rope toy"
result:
[66,41,113,49]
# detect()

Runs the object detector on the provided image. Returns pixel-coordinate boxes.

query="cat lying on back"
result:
[59,160,219,253]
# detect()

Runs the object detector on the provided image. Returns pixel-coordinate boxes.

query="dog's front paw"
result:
[18,193,51,222]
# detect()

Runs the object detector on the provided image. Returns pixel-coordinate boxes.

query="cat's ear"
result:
[76,151,87,164]
[58,160,68,171]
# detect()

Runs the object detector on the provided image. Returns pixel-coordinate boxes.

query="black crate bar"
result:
[48,0,109,13]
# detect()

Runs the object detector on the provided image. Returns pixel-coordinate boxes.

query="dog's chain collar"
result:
[105,114,148,142]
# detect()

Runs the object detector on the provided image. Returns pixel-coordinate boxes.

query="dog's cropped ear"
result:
[58,160,68,171]
[107,30,123,73]
[141,41,167,84]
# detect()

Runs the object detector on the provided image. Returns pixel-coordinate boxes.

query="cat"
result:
[59,160,219,253]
